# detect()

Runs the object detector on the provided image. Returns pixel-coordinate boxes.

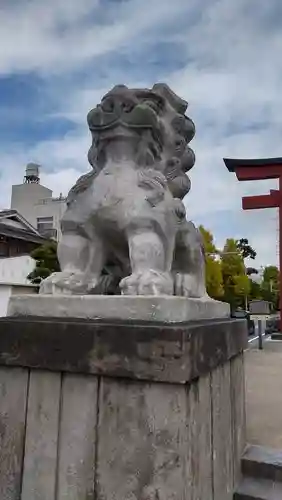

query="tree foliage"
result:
[236,238,257,260]
[27,241,60,284]
[233,274,251,298]
[197,230,261,308]
[199,226,224,300]
[260,265,279,309]
[249,280,262,301]
[263,265,279,283]
[220,238,250,308]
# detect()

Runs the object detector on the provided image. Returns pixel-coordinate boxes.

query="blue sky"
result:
[1,0,282,267]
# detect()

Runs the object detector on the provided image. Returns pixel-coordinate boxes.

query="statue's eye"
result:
[143,100,161,113]
[101,98,115,112]
[121,101,134,113]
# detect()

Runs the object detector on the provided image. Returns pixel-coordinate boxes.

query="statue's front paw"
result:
[39,271,99,295]
[120,270,173,296]
[39,272,71,294]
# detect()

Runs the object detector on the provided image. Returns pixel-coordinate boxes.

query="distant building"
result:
[11,163,66,241]
[0,209,48,316]
[0,209,47,257]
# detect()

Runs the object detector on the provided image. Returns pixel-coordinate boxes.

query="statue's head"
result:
[87,83,195,198]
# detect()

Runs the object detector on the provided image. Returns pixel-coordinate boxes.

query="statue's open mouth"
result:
[86,88,168,163]
[89,112,163,157]
[95,123,148,142]
[88,102,159,132]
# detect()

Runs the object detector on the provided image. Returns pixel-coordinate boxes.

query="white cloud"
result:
[0,0,282,268]
[0,0,195,75]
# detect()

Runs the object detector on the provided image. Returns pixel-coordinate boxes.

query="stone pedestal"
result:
[0,314,247,500]
[7,294,230,322]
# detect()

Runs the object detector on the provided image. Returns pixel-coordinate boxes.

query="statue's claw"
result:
[39,271,99,295]
[120,270,173,296]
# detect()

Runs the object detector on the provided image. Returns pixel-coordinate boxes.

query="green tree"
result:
[27,241,60,285]
[261,265,279,310]
[221,238,250,308]
[236,238,259,277]
[199,225,224,300]
[263,265,279,284]
[236,238,257,260]
[235,237,259,305]
[233,274,251,300]
[249,280,262,301]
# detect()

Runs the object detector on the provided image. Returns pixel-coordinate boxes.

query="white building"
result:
[0,209,48,316]
[11,163,66,241]
[0,255,37,317]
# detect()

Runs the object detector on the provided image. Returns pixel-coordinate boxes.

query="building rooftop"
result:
[0,209,47,244]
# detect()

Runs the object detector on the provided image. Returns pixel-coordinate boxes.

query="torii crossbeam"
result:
[224,157,282,332]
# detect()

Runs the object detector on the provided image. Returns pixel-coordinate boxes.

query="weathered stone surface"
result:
[185,375,213,499]
[231,353,246,490]
[56,374,98,500]
[0,318,247,499]
[8,294,230,322]
[96,378,190,500]
[38,83,207,299]
[21,370,61,500]
[235,444,282,498]
[242,444,282,482]
[271,332,282,340]
[212,363,233,500]
[0,367,29,500]
[0,316,247,383]
[195,375,213,498]
[234,476,282,499]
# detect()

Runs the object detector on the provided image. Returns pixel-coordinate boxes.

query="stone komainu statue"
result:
[40,83,207,297]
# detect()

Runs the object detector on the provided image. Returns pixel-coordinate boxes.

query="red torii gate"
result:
[224,157,282,332]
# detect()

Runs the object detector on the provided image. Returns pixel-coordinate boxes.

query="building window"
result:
[37,216,54,235]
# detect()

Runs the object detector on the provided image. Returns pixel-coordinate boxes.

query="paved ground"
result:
[245,339,282,449]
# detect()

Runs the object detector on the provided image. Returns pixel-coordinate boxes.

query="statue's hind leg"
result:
[173,220,207,298]
[40,215,105,295]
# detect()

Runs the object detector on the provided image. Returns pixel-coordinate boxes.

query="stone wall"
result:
[0,316,247,500]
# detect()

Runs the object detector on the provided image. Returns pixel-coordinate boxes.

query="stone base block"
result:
[271,332,282,340]
[0,315,247,499]
[7,294,230,323]
[0,316,246,383]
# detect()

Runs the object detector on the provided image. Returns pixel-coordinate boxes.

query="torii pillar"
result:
[224,157,282,332]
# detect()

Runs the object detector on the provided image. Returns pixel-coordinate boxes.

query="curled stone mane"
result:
[151,83,196,199]
[68,83,196,205]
